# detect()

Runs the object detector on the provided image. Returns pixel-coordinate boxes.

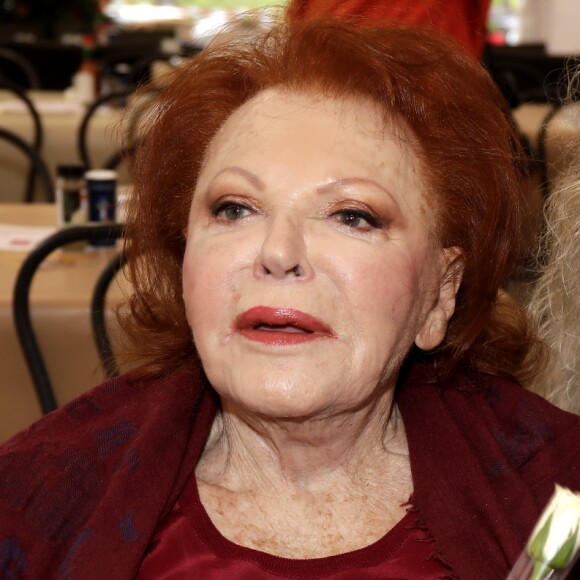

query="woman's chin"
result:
[218,383,333,421]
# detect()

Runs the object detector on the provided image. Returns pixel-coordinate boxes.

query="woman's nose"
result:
[253,214,313,280]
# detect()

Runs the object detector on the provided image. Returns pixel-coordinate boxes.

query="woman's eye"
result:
[213,202,253,222]
[332,209,381,230]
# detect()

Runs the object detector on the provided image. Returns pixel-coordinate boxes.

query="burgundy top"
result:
[138,474,452,579]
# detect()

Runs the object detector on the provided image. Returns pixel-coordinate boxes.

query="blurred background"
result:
[0,1,578,92]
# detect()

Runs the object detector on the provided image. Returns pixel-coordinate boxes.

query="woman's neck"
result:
[196,389,406,493]
[194,391,413,558]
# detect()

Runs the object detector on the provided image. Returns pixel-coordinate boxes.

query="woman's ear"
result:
[415,246,464,351]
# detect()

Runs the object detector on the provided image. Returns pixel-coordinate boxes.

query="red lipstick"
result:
[234,306,335,345]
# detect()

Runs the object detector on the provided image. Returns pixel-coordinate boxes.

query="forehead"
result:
[207,88,417,160]
[198,89,432,222]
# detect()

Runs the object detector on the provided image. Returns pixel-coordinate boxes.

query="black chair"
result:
[0,126,53,202]
[92,248,127,380]
[12,224,125,414]
[98,49,175,90]
[77,86,162,176]
[0,47,41,90]
[536,104,564,198]
[483,43,567,109]
[0,79,45,202]
[77,90,130,170]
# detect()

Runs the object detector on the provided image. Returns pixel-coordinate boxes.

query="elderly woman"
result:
[1,16,579,580]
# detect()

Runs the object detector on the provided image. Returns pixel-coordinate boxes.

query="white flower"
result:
[527,485,580,578]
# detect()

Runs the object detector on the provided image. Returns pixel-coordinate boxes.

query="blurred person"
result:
[287,0,492,60]
[527,76,580,414]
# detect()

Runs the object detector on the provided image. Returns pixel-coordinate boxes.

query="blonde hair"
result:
[527,96,580,413]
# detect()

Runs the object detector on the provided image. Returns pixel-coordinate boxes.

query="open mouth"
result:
[253,323,314,334]
[235,307,335,345]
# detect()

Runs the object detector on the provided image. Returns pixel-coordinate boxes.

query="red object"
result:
[287,0,492,60]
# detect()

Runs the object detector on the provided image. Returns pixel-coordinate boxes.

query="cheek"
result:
[182,260,200,335]
[339,246,421,324]
[182,245,221,329]
[363,271,417,335]
[182,240,245,334]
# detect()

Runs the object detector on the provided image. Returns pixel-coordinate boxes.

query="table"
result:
[0,90,125,203]
[0,203,128,443]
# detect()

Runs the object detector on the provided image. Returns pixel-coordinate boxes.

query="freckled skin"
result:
[186,90,462,558]
[198,467,412,558]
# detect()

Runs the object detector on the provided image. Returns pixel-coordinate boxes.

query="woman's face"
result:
[183,89,459,418]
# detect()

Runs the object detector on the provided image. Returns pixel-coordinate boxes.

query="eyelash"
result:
[211,199,384,231]
[212,200,254,222]
[330,208,383,230]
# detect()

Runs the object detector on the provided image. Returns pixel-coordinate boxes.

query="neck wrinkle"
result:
[196,390,406,493]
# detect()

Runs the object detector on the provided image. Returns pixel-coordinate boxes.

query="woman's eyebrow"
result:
[212,166,266,190]
[317,178,400,209]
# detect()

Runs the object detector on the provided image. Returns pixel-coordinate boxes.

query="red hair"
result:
[121,17,544,384]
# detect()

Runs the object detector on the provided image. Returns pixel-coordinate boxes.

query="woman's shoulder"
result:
[465,370,579,433]
[399,365,580,578]
[401,362,580,478]
[473,371,580,486]
[403,361,579,430]
[0,363,214,578]
[0,363,205,455]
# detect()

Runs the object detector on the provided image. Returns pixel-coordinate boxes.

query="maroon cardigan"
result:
[1,362,579,579]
